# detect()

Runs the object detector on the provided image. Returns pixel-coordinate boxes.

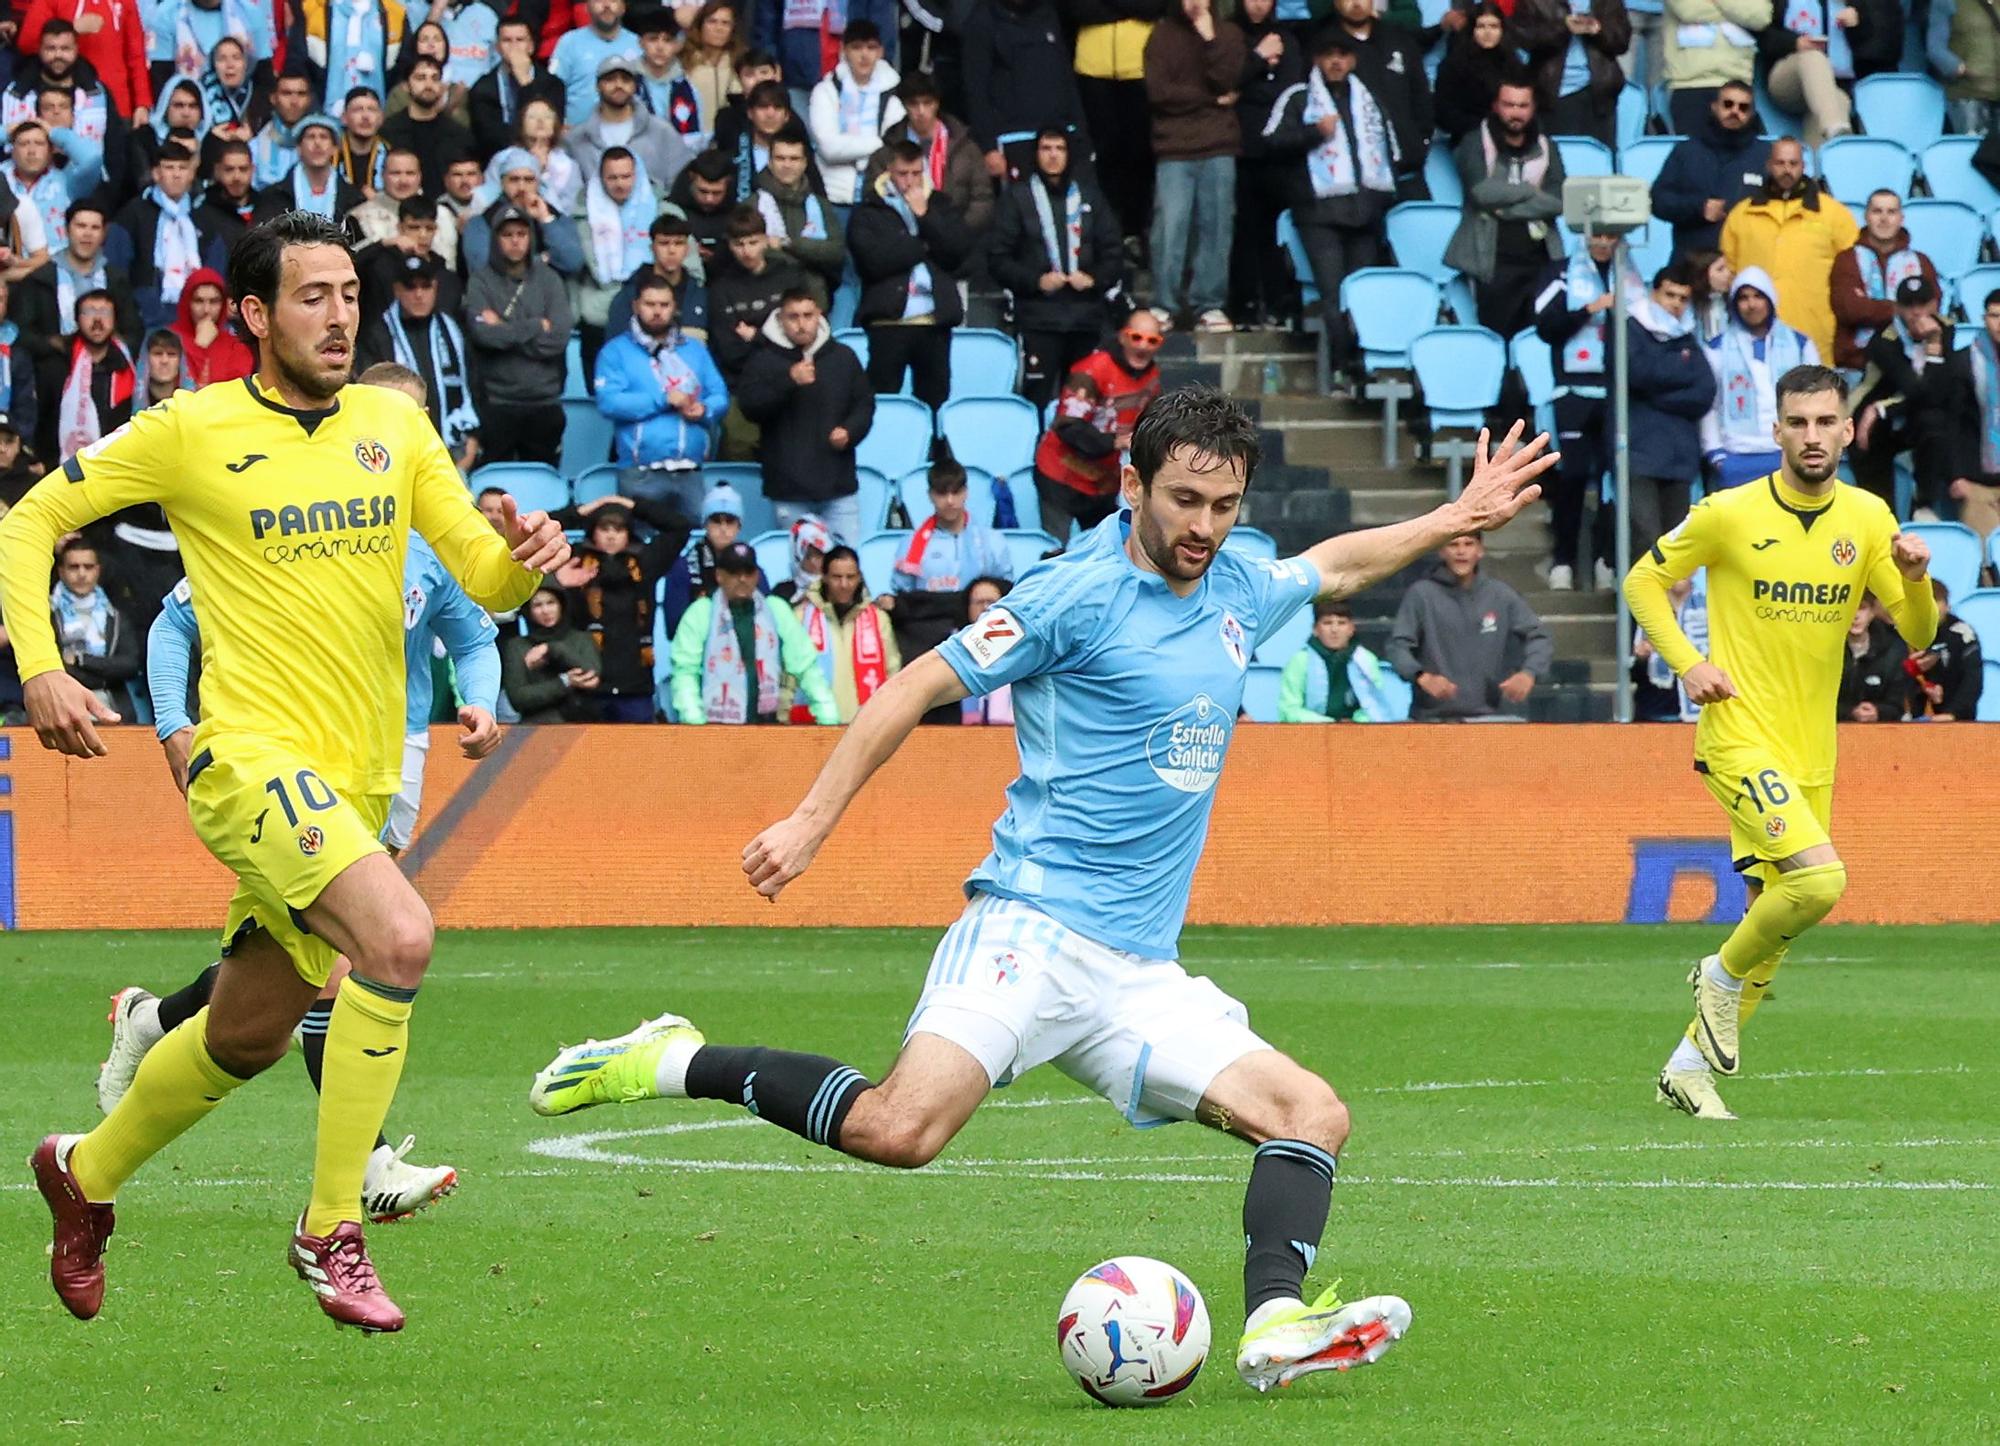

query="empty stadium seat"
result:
[1921,137,2000,212]
[1442,273,1478,325]
[748,528,791,586]
[1855,73,1946,150]
[1555,135,1615,178]
[1952,263,2000,319]
[571,461,623,506]
[1240,664,1283,723]
[1411,326,1507,494]
[1956,586,2000,662]
[1222,527,1277,561]
[1816,136,1916,201]
[1002,529,1063,577]
[855,466,892,533]
[950,329,1021,397]
[1343,267,1443,465]
[832,326,869,369]
[896,463,1001,529]
[468,462,568,514]
[1276,210,1320,312]
[1620,136,1678,189]
[1616,82,1650,150]
[1002,469,1042,535]
[1901,199,1985,282]
[1385,202,1460,281]
[1904,522,1983,601]
[1626,222,1674,283]
[856,395,933,477]
[856,530,909,595]
[1509,328,1558,442]
[563,333,587,399]
[1980,658,2000,722]
[1423,144,1462,207]
[941,396,1040,477]
[559,397,616,478]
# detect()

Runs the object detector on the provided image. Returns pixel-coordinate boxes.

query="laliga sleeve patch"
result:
[964,607,1026,667]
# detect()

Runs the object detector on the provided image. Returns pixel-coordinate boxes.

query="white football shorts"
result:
[381,731,430,852]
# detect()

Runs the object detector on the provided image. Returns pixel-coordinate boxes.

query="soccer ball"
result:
[1056,1256,1211,1406]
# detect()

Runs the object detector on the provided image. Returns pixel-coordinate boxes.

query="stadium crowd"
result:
[0,0,1992,726]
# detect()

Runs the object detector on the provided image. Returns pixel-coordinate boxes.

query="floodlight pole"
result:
[1612,239,1633,725]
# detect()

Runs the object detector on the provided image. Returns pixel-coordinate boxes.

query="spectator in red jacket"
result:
[18,0,151,122]
[168,266,255,388]
[1028,308,1164,539]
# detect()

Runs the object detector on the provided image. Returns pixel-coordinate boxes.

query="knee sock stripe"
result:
[808,1067,866,1145]
[1255,1139,1337,1182]
[348,972,420,1004]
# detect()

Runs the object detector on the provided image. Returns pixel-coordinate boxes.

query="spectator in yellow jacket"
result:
[1719,137,1857,364]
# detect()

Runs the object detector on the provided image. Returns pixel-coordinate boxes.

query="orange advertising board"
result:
[2,725,1995,931]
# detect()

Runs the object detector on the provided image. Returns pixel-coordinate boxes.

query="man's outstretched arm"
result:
[742,651,970,899]
[1301,422,1558,600]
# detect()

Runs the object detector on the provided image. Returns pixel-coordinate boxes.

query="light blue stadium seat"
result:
[857,530,910,596]
[1385,201,1461,281]
[1222,527,1277,561]
[1509,327,1558,442]
[1002,529,1062,578]
[941,396,1040,477]
[856,395,933,477]
[699,461,776,536]
[1442,273,1477,325]
[1991,528,2000,578]
[1956,587,2000,662]
[1901,199,1984,282]
[559,396,616,478]
[1342,267,1442,466]
[1904,522,1983,601]
[1555,135,1615,178]
[1423,144,1462,207]
[1855,73,1946,150]
[1627,221,1674,282]
[950,328,1020,397]
[1979,658,2000,722]
[1240,664,1283,723]
[1753,77,1801,139]
[1276,210,1320,313]
[1410,325,1507,493]
[832,326,869,369]
[1952,263,2000,319]
[896,463,1000,529]
[1620,135,1678,188]
[1649,79,1675,133]
[468,462,568,514]
[571,461,623,506]
[563,333,587,400]
[1921,137,2000,212]
[1253,602,1311,666]
[1003,469,1042,535]
[748,528,791,588]
[855,466,892,533]
[1616,82,1650,150]
[1817,135,1916,201]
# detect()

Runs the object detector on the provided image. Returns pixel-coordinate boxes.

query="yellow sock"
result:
[71,1007,246,1202]
[1717,862,1846,977]
[305,974,414,1236]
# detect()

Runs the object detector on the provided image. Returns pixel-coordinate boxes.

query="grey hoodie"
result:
[1386,561,1554,719]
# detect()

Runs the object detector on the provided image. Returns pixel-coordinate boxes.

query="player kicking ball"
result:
[532,387,1556,1391]
[95,363,502,1225]
[1626,364,1934,1120]
[2,212,566,1332]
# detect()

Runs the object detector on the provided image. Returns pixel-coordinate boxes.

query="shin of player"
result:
[1625,364,1934,1119]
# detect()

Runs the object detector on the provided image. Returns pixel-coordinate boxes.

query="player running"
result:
[531,387,1556,1393]
[2,212,566,1333]
[1625,364,1934,1121]
[96,363,502,1224]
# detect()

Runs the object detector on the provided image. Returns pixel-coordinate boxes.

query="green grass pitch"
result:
[1,925,1995,1441]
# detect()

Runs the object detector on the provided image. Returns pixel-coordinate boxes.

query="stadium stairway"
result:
[1163,330,1618,721]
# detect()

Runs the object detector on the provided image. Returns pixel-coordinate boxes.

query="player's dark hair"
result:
[64,197,107,227]
[650,212,692,238]
[778,286,819,310]
[478,485,508,502]
[1314,598,1353,621]
[1654,261,1698,291]
[8,119,46,143]
[36,84,72,106]
[968,574,1012,599]
[724,203,765,240]
[56,535,97,563]
[929,458,969,494]
[768,132,807,155]
[882,138,924,167]
[345,85,378,108]
[746,80,790,111]
[408,54,444,77]
[634,272,677,300]
[842,18,882,44]
[230,211,354,314]
[1718,78,1752,97]
[155,140,196,165]
[212,138,253,163]
[1035,126,1069,146]
[1773,364,1849,409]
[1984,287,2000,312]
[897,72,940,103]
[498,14,534,35]
[739,47,777,72]
[690,149,735,184]
[824,543,860,570]
[1495,67,1535,96]
[72,286,113,323]
[397,195,437,223]
[600,144,636,176]
[1130,386,1262,492]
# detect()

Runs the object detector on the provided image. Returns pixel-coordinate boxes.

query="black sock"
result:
[298,998,388,1152]
[685,1045,870,1151]
[1243,1139,1336,1315]
[155,963,220,1033]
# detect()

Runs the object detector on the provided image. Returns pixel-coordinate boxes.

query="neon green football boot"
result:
[1235,1282,1413,1392]
[528,1013,704,1117]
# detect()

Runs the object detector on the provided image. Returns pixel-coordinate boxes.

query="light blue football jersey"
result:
[937,512,1318,957]
[401,534,502,735]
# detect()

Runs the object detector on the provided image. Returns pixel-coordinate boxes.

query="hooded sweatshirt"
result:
[1718,174,1858,363]
[735,310,874,505]
[807,58,903,206]
[1700,265,1819,459]
[1386,561,1554,719]
[168,265,254,388]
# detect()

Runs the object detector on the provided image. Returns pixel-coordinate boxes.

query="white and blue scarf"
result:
[1851,244,1922,353]
[5,161,72,253]
[199,56,257,131]
[251,114,307,188]
[701,593,779,724]
[755,185,828,247]
[1559,250,1611,388]
[1783,0,1853,80]
[1717,322,1807,427]
[1029,173,1082,275]
[54,250,107,336]
[385,303,479,449]
[832,60,890,136]
[878,175,935,319]
[1974,330,2000,476]
[52,579,111,658]
[584,153,655,286]
[151,79,212,143]
[0,317,16,410]
[633,316,701,395]
[328,0,389,101]
[1299,67,1394,200]
[147,186,201,306]
[174,0,254,80]
[289,124,344,216]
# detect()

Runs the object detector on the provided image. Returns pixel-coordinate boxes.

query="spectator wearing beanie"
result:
[670,538,838,724]
[466,200,573,465]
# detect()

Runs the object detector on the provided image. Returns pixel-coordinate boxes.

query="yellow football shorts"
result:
[1698,756,1833,887]
[186,740,391,987]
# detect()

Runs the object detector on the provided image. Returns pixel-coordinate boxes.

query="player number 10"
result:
[1738,770,1790,814]
[264,770,338,827]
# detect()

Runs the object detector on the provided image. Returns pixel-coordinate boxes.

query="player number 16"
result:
[1738,769,1790,814]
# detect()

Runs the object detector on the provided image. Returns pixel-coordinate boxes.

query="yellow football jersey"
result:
[1625,473,1937,788]
[0,379,542,796]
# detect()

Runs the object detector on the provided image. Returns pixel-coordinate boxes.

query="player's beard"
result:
[1133,496,1217,584]
[1787,444,1840,484]
[270,326,353,404]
